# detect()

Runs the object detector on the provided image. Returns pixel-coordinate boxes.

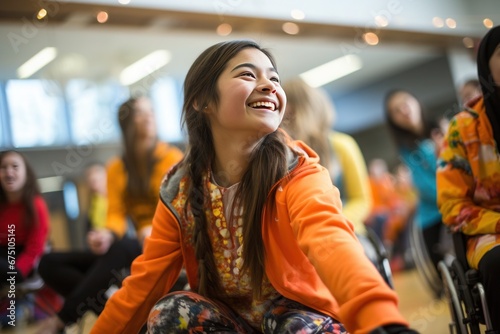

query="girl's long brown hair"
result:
[0,150,41,229]
[181,40,288,299]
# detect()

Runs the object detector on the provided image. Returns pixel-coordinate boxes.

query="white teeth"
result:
[249,101,276,110]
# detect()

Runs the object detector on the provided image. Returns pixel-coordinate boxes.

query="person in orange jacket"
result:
[36,96,184,333]
[90,40,417,334]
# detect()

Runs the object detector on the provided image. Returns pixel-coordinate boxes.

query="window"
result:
[66,79,129,145]
[150,77,184,143]
[0,114,4,149]
[6,80,68,148]
[0,83,9,148]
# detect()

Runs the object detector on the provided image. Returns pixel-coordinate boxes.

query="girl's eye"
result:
[270,77,280,83]
[240,72,255,78]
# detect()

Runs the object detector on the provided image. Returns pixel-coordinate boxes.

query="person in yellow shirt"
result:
[281,78,372,235]
[280,79,395,279]
[36,96,184,333]
[83,161,107,232]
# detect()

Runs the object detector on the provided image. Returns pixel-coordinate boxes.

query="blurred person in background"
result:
[391,163,418,271]
[384,89,447,297]
[36,96,184,333]
[366,159,415,272]
[0,150,50,288]
[366,161,402,250]
[366,158,399,244]
[281,78,372,237]
[82,161,108,234]
[458,78,482,107]
[437,25,500,330]
[0,150,50,324]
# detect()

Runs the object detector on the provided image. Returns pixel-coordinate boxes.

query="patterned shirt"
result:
[437,97,500,269]
[171,171,280,329]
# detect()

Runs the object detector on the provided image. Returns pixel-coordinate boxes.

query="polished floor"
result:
[392,269,450,333]
[5,268,451,334]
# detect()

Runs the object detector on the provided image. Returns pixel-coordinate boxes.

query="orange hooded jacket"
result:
[90,141,408,334]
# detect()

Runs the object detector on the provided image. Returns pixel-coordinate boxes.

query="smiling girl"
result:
[90,40,415,334]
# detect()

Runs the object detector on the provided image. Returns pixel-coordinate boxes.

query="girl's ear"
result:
[192,100,202,112]
[193,101,211,113]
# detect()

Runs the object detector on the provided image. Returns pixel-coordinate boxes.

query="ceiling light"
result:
[17,47,57,79]
[299,54,363,88]
[217,23,232,36]
[37,9,47,20]
[462,37,474,49]
[483,18,494,28]
[432,17,444,28]
[374,15,389,27]
[120,50,171,86]
[97,11,108,23]
[56,53,88,77]
[282,22,299,35]
[446,18,457,29]
[118,0,131,4]
[363,32,379,45]
[291,9,305,20]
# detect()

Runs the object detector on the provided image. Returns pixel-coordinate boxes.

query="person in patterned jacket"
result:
[437,25,500,330]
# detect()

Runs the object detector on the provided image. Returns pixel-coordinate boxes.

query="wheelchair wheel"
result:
[409,219,443,298]
[450,260,481,334]
[439,259,482,334]
[439,260,468,334]
[360,228,394,289]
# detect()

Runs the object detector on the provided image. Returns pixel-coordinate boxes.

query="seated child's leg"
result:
[478,246,500,330]
[147,291,250,333]
[262,296,346,334]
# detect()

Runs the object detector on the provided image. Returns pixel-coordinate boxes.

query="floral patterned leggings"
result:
[147,291,347,334]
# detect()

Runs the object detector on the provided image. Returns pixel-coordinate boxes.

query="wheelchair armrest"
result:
[364,226,389,259]
[465,268,481,286]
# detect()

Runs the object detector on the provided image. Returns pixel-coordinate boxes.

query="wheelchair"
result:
[408,217,445,299]
[359,226,394,289]
[438,232,497,334]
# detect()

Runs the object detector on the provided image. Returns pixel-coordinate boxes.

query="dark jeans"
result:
[0,246,26,289]
[38,237,142,325]
[478,245,500,330]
